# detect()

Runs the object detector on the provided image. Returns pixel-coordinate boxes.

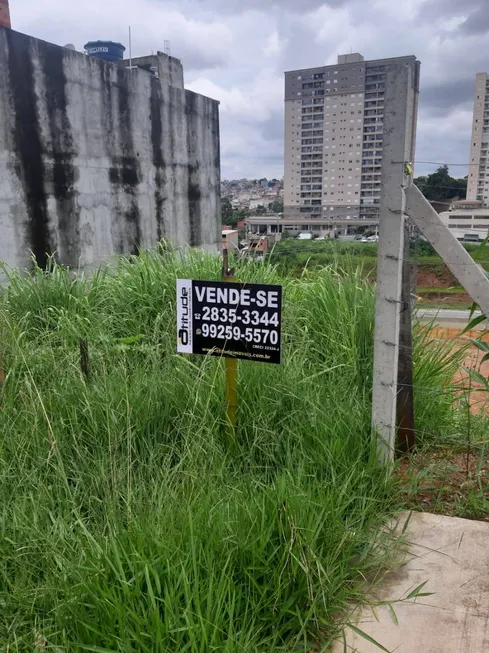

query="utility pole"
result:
[372,62,417,463]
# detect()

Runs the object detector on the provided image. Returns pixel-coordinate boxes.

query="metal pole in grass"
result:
[396,220,415,454]
[79,338,90,380]
[222,247,238,442]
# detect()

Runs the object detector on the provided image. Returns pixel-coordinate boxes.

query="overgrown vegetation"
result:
[269,241,489,312]
[413,164,467,203]
[0,251,468,650]
[269,238,489,276]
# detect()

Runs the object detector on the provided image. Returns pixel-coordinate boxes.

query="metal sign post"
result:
[176,259,283,445]
[222,248,238,442]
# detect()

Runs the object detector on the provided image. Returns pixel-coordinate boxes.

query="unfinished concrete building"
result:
[0,28,221,273]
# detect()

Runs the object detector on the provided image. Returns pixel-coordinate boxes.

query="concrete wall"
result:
[0,28,221,273]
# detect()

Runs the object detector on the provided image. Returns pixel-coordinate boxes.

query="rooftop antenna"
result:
[129,26,133,71]
[164,40,171,57]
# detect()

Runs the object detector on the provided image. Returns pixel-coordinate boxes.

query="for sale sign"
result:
[177,279,282,364]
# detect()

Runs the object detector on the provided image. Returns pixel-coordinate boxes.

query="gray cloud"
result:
[421,78,474,113]
[277,20,340,73]
[10,0,489,178]
[461,6,489,34]
[194,0,347,12]
[258,110,283,143]
[421,0,489,34]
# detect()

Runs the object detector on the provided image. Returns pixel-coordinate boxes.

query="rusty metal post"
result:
[396,221,415,454]
[80,338,90,380]
[222,248,237,443]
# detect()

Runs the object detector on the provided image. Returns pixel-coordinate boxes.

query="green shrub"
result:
[0,250,461,650]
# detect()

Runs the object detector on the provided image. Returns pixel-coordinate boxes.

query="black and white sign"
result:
[177,279,282,364]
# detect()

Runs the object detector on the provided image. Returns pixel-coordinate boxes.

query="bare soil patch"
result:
[397,449,489,520]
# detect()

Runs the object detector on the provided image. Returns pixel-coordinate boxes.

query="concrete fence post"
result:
[372,63,416,463]
[405,184,489,318]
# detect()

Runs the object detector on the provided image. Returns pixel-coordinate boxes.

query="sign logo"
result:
[176,280,193,353]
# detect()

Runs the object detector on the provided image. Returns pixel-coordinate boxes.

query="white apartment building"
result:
[284,53,420,221]
[468,73,489,204]
[439,199,489,241]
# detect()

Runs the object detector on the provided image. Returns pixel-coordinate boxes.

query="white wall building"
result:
[439,200,489,241]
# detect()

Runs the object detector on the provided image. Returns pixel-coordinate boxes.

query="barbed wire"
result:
[266,244,489,268]
[413,184,467,191]
[411,160,478,167]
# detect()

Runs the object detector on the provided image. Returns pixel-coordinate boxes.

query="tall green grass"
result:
[0,251,461,651]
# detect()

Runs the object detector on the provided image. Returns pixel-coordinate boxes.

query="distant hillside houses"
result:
[221,178,284,212]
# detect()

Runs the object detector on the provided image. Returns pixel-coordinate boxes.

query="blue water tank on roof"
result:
[84,40,126,62]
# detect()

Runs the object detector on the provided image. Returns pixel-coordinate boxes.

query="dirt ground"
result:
[398,448,489,520]
[417,290,473,306]
[417,267,458,288]
[457,346,489,414]
[397,332,489,520]
[416,267,471,306]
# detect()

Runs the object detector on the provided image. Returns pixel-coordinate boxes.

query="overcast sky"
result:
[10,0,488,180]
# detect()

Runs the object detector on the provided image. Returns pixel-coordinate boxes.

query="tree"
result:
[221,197,233,224]
[270,199,284,214]
[414,165,467,203]
[254,204,267,215]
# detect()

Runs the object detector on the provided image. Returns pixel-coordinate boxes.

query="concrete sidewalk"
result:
[331,512,489,653]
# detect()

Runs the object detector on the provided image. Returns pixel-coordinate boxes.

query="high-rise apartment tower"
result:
[284,53,420,220]
[468,73,489,205]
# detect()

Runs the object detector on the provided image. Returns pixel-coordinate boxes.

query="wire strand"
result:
[268,243,489,269]
[399,160,479,167]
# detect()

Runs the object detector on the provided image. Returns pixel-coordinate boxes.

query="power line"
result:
[409,160,478,167]
[414,183,467,191]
